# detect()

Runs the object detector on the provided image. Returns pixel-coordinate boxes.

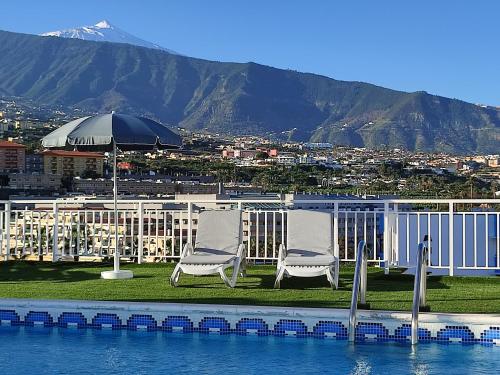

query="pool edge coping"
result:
[1,298,499,325]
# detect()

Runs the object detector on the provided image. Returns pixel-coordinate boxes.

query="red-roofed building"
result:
[42,150,104,177]
[117,161,133,170]
[0,140,26,172]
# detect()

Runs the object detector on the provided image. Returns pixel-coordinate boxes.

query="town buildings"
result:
[42,150,105,177]
[8,173,62,191]
[0,140,26,172]
[73,177,220,196]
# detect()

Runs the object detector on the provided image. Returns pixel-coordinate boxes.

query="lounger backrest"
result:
[195,210,242,254]
[287,210,333,254]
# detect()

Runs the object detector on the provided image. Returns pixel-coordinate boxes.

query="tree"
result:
[255,151,268,160]
[61,175,73,191]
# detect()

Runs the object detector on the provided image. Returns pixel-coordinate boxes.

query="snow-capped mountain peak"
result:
[94,20,113,29]
[41,20,178,54]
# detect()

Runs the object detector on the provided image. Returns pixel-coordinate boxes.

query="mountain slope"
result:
[41,20,178,54]
[0,30,498,153]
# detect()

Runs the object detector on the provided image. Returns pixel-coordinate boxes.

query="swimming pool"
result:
[0,326,498,374]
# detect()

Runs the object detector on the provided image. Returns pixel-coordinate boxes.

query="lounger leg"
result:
[326,267,336,290]
[229,257,242,288]
[219,266,233,288]
[240,258,247,278]
[170,263,182,287]
[274,267,286,289]
[334,258,339,289]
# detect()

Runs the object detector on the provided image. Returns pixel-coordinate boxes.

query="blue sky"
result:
[1,0,499,105]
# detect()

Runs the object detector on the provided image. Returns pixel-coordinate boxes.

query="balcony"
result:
[1,197,499,276]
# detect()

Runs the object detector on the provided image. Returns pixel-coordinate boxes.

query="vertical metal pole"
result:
[420,245,428,307]
[333,202,339,259]
[137,201,144,264]
[4,202,11,261]
[360,251,367,305]
[394,203,399,264]
[348,240,366,342]
[448,202,454,276]
[383,201,390,274]
[113,141,120,273]
[411,243,424,345]
[256,210,260,258]
[187,202,193,245]
[52,201,59,262]
[0,204,3,260]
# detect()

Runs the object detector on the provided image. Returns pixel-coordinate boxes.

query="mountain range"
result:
[0,28,499,154]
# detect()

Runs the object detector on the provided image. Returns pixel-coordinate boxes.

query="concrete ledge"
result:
[0,298,498,325]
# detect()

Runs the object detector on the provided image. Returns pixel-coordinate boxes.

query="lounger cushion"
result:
[195,210,242,255]
[284,249,335,266]
[287,210,334,255]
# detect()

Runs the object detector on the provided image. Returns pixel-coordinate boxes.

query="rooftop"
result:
[42,150,105,158]
[0,140,26,148]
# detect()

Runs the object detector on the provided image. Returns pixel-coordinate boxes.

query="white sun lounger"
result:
[274,209,339,289]
[170,209,246,288]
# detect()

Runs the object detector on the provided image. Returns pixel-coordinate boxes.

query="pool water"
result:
[0,326,498,374]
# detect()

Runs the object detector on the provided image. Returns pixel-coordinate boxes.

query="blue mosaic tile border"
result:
[0,309,498,346]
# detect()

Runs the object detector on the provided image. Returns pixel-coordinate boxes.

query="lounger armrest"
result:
[181,243,194,259]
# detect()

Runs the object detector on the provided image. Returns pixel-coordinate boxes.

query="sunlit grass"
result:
[0,261,498,313]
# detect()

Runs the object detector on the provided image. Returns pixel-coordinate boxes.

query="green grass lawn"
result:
[0,261,499,314]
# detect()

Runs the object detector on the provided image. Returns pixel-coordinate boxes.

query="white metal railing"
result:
[1,198,499,275]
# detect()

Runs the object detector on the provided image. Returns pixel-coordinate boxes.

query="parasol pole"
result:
[113,140,120,273]
[101,129,133,278]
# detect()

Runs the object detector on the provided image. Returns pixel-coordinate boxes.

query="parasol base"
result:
[101,270,134,279]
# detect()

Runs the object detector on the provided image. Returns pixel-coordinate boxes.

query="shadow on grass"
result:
[249,273,449,292]
[172,273,339,290]
[0,261,152,282]
[0,261,448,293]
[358,274,450,293]
[167,268,450,293]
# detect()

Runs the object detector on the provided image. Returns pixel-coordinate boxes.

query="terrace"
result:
[1,196,499,312]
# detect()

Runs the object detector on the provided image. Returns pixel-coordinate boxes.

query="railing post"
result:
[448,202,454,276]
[187,202,193,245]
[393,203,399,264]
[137,202,144,264]
[383,201,390,274]
[0,205,2,260]
[52,202,59,262]
[333,202,339,259]
[4,202,11,261]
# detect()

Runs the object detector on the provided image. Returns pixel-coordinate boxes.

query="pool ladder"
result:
[411,241,429,345]
[348,240,368,342]
[348,240,429,344]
